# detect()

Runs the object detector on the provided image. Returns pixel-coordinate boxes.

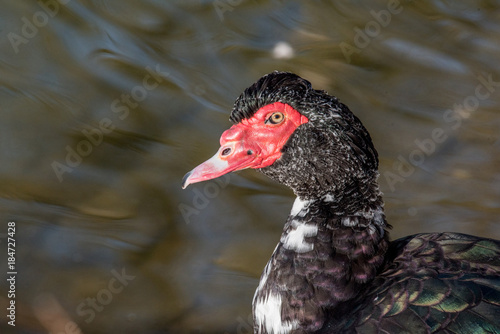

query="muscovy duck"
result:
[182,72,500,334]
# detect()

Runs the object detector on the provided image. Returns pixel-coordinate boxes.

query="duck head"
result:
[182,71,379,202]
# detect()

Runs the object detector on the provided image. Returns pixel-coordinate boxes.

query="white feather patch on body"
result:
[281,222,318,253]
[254,292,299,334]
[253,245,278,305]
[341,216,358,227]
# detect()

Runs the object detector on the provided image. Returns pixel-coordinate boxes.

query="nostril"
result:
[221,147,232,156]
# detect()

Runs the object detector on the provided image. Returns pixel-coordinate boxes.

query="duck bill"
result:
[182,144,256,189]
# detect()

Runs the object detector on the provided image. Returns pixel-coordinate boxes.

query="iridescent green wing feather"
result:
[355,233,500,334]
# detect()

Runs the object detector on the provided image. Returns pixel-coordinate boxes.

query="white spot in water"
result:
[271,41,294,59]
[281,221,318,253]
[254,292,299,334]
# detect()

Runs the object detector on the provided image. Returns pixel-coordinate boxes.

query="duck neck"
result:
[253,186,390,333]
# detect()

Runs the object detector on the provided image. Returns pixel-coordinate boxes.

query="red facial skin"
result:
[182,102,309,188]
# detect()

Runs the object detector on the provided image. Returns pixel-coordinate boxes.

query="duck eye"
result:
[265,112,285,125]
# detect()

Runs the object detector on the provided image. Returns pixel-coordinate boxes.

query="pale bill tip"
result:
[181,170,193,189]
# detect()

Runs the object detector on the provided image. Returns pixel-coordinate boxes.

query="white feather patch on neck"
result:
[290,197,312,217]
[281,197,318,253]
[281,221,318,253]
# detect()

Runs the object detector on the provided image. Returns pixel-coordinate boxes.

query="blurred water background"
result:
[1,1,500,333]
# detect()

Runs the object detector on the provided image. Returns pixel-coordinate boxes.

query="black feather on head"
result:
[230,71,312,124]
